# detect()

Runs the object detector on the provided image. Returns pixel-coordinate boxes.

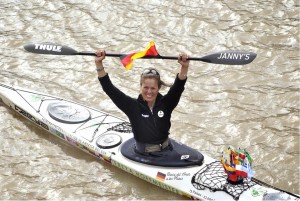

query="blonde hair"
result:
[140,68,171,89]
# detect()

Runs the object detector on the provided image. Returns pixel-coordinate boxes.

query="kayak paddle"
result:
[24,43,256,65]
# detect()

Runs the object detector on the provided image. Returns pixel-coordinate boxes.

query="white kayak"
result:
[0,82,299,201]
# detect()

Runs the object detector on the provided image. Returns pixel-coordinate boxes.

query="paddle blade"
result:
[24,43,78,55]
[198,51,257,65]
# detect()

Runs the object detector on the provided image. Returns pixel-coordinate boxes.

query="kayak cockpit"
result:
[121,138,204,167]
[47,101,204,167]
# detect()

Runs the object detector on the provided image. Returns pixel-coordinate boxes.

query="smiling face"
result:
[140,78,159,107]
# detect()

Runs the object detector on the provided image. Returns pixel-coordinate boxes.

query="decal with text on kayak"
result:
[15,104,49,130]
[165,171,191,181]
[156,171,191,182]
[189,189,215,201]
[217,52,250,61]
[34,44,62,52]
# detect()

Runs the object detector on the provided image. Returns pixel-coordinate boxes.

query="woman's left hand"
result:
[178,53,189,69]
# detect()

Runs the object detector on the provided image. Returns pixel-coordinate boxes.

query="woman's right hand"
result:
[178,53,189,80]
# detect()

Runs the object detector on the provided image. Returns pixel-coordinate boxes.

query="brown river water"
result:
[0,0,299,200]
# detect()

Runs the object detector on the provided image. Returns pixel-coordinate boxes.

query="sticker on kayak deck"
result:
[251,187,267,197]
[157,110,164,118]
[156,172,166,182]
[96,133,122,149]
[181,155,190,160]
[47,101,91,124]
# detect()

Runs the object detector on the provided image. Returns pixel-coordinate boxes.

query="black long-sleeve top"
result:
[98,74,187,144]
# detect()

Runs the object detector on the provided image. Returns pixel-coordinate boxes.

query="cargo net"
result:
[107,122,132,133]
[192,161,256,200]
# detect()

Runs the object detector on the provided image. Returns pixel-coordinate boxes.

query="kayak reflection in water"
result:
[95,49,191,157]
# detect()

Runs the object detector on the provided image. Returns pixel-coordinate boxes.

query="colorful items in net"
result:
[221,146,254,182]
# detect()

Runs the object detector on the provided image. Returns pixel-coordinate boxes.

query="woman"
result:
[95,50,189,154]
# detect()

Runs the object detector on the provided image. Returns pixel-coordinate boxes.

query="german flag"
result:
[156,171,166,182]
[120,41,160,70]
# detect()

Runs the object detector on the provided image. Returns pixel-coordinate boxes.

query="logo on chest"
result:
[157,110,164,118]
[141,114,149,118]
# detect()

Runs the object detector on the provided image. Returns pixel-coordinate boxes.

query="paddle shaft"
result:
[78,52,205,61]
